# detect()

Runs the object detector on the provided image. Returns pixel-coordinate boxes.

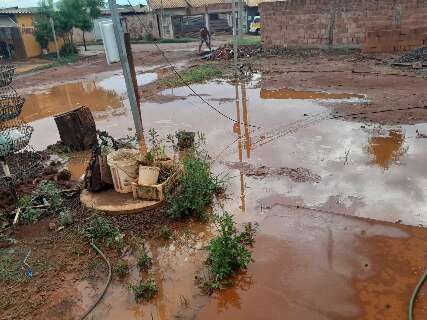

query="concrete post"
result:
[205,12,210,31]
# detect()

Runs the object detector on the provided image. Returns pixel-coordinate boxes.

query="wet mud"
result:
[12,51,427,319]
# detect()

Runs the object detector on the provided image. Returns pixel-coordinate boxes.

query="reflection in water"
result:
[260,88,365,100]
[214,272,253,313]
[21,81,123,123]
[233,80,252,212]
[367,130,408,169]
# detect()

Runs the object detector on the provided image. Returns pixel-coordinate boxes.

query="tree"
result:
[33,0,55,50]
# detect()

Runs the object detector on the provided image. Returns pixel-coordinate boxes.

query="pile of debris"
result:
[205,45,262,61]
[397,45,427,63]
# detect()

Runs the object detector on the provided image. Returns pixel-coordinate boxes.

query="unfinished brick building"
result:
[259,0,427,53]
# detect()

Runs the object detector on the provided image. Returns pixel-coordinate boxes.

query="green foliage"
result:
[206,212,256,287]
[148,128,166,159]
[0,249,25,283]
[59,210,73,227]
[18,181,64,224]
[84,215,123,249]
[137,247,153,272]
[113,260,129,278]
[161,63,223,88]
[129,278,158,301]
[59,42,78,56]
[238,36,261,46]
[158,226,173,241]
[166,155,224,220]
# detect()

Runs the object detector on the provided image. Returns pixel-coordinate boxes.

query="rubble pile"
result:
[398,45,427,63]
[206,45,262,61]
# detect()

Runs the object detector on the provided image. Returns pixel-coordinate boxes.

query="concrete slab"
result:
[80,189,162,215]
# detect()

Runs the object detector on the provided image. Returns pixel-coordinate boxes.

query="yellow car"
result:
[249,16,261,35]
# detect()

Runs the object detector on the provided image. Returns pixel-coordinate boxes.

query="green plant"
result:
[84,215,123,249]
[113,260,129,278]
[159,226,173,241]
[206,212,256,288]
[137,247,153,272]
[59,42,78,56]
[59,210,73,227]
[0,249,25,283]
[139,151,154,166]
[148,128,167,159]
[34,181,63,211]
[161,63,223,88]
[129,278,158,301]
[167,155,224,220]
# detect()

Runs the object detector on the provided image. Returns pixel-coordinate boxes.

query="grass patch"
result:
[18,181,64,224]
[160,63,223,88]
[113,260,129,278]
[31,55,79,73]
[129,278,158,301]
[166,154,225,220]
[0,249,25,284]
[238,36,261,46]
[84,215,124,250]
[59,210,73,227]
[137,246,153,272]
[158,226,173,241]
[204,212,257,290]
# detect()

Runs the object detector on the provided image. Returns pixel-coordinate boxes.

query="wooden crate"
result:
[131,166,182,202]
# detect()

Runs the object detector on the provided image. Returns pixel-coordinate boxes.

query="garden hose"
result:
[409,269,427,320]
[80,242,112,320]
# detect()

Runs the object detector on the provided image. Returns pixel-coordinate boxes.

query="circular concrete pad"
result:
[80,189,162,215]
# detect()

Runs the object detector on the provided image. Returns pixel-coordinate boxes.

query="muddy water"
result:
[22,75,427,319]
[20,72,157,151]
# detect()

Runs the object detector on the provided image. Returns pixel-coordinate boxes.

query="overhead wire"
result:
[124,0,262,129]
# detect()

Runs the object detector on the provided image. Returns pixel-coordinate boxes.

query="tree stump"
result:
[54,107,97,151]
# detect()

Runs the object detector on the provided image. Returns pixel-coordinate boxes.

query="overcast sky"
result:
[0,0,147,8]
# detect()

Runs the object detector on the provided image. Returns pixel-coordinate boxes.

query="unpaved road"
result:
[2,42,427,320]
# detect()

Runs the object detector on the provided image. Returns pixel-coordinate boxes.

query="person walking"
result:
[198,26,212,54]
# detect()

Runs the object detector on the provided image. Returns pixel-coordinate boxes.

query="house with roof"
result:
[0,7,61,59]
[147,0,248,39]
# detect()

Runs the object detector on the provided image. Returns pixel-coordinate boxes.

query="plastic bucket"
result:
[138,165,160,186]
[107,149,139,193]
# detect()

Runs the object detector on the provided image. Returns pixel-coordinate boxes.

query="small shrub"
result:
[59,42,78,56]
[137,248,153,272]
[34,181,63,212]
[129,278,158,301]
[21,208,43,224]
[113,260,129,278]
[206,212,256,288]
[59,210,73,227]
[84,215,123,249]
[158,226,173,241]
[167,155,224,220]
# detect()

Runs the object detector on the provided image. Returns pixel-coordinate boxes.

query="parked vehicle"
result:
[249,16,261,35]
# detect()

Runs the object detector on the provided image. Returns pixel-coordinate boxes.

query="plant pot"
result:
[154,157,174,169]
[138,165,160,186]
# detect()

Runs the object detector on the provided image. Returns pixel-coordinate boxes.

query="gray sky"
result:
[0,0,147,8]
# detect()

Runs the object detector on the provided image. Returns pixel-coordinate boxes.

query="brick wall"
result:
[259,0,427,53]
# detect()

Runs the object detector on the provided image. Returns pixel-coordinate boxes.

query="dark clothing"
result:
[200,28,210,40]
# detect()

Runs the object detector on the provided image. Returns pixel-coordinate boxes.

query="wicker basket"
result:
[0,86,25,122]
[0,64,15,88]
[0,122,33,157]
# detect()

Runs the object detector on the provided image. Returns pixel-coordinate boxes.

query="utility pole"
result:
[238,0,243,41]
[108,0,147,154]
[160,0,165,39]
[50,17,60,59]
[231,0,238,77]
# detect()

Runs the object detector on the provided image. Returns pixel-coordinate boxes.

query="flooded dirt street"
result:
[14,49,427,319]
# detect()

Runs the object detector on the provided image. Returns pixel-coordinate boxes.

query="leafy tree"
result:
[33,0,55,50]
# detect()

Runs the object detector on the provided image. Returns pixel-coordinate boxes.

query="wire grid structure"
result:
[0,60,39,198]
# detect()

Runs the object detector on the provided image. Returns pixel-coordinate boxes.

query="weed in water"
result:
[59,210,73,227]
[167,155,224,220]
[84,215,123,249]
[158,226,173,241]
[113,260,129,278]
[129,278,158,301]
[161,63,223,88]
[137,247,153,272]
[205,212,256,289]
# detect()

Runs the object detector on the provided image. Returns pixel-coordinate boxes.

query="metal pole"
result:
[50,17,60,59]
[108,0,146,153]
[231,0,238,77]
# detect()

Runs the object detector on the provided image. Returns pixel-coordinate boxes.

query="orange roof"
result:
[148,0,231,10]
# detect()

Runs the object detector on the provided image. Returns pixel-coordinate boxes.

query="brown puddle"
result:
[20,76,427,319]
[260,87,365,100]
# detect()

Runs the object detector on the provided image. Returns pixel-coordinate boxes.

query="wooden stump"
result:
[54,107,97,151]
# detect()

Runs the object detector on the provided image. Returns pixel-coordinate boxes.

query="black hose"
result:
[80,242,112,320]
